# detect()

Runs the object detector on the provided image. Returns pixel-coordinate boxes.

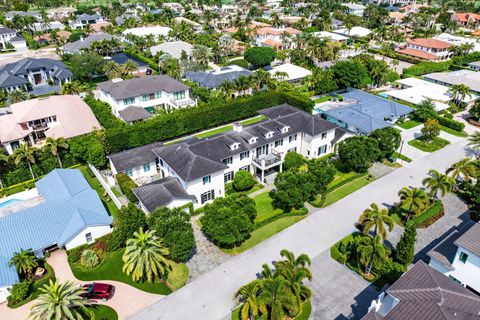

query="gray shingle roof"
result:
[362,261,480,320]
[133,177,195,212]
[150,41,193,59]
[108,141,164,172]
[0,169,112,287]
[0,58,72,89]
[97,75,189,100]
[454,222,480,257]
[62,33,113,54]
[185,66,252,89]
[0,26,16,35]
[118,106,152,123]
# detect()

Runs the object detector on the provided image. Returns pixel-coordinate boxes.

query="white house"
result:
[108,104,349,210]
[68,13,104,29]
[0,26,27,51]
[268,63,312,82]
[0,169,112,303]
[428,221,480,293]
[122,26,172,42]
[343,3,366,16]
[96,75,196,122]
[254,27,301,50]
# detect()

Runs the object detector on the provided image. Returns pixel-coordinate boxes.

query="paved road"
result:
[131,139,472,320]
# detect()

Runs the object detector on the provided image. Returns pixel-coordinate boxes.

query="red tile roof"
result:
[397,48,439,60]
[407,38,452,49]
[261,38,283,48]
[454,12,480,23]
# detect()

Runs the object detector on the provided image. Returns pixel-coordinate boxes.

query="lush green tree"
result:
[469,100,480,120]
[108,204,147,251]
[45,137,68,168]
[271,171,316,212]
[200,194,256,248]
[369,127,401,158]
[61,81,84,95]
[257,277,298,319]
[69,52,106,82]
[244,47,276,68]
[68,133,106,167]
[147,207,195,262]
[122,228,172,283]
[398,187,430,220]
[192,45,213,68]
[307,158,336,191]
[13,143,36,179]
[394,225,416,266]
[358,203,394,240]
[421,119,440,142]
[233,170,257,192]
[415,99,438,121]
[283,152,306,171]
[331,60,371,89]
[303,69,339,94]
[9,249,38,279]
[235,280,262,320]
[357,235,388,276]
[337,136,381,172]
[468,132,480,151]
[447,158,477,183]
[7,90,27,105]
[422,169,454,199]
[116,172,138,203]
[29,280,89,320]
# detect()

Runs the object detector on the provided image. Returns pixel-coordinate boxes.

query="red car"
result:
[81,282,115,302]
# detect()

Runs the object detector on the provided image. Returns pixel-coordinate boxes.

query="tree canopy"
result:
[244,47,276,69]
[337,136,381,172]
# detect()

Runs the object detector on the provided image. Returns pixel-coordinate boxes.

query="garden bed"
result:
[408,137,450,153]
[406,201,444,228]
[231,300,311,320]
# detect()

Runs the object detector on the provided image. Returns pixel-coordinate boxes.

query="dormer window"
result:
[281,126,290,133]
[249,137,257,144]
[230,143,240,150]
[265,131,274,139]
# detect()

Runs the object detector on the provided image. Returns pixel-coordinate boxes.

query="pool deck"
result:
[0,188,42,217]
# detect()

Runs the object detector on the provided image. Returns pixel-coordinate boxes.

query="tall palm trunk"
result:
[57,154,63,168]
[28,162,35,179]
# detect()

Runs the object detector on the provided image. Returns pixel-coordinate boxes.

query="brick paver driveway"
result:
[0,251,162,320]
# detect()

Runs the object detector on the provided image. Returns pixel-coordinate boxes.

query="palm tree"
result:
[120,60,139,77]
[358,203,394,240]
[398,187,429,221]
[7,90,27,105]
[235,280,262,320]
[192,45,212,69]
[468,132,480,155]
[61,81,84,95]
[30,280,90,320]
[448,84,471,106]
[9,249,38,279]
[46,137,69,168]
[13,143,36,179]
[447,158,477,183]
[257,277,297,319]
[357,235,388,276]
[122,228,172,283]
[0,153,8,189]
[422,169,454,199]
[103,61,121,79]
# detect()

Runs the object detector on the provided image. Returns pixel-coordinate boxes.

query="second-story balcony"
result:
[252,151,282,169]
[169,98,197,108]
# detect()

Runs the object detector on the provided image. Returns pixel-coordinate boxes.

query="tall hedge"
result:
[402,61,451,77]
[84,95,125,129]
[116,173,138,202]
[437,116,465,131]
[106,90,314,152]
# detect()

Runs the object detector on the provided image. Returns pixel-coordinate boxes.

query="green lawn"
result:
[195,116,266,139]
[392,152,412,163]
[69,249,184,295]
[440,125,468,137]
[313,96,331,103]
[408,137,450,153]
[223,216,304,254]
[79,166,120,218]
[327,171,358,190]
[324,175,371,207]
[396,119,422,129]
[91,305,118,320]
[253,192,283,223]
[167,262,189,290]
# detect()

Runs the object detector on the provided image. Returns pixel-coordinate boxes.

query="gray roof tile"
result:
[455,222,480,257]
[118,106,152,123]
[108,141,164,172]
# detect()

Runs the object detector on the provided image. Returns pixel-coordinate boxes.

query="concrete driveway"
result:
[131,140,471,320]
[0,251,162,320]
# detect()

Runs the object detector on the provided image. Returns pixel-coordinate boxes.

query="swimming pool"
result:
[0,198,22,208]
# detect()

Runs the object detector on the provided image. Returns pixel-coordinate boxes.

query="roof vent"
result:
[233,122,243,132]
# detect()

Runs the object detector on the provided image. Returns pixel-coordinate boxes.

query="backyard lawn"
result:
[396,119,422,129]
[222,216,305,254]
[79,166,120,218]
[408,137,450,153]
[195,116,266,139]
[392,152,412,163]
[69,249,188,295]
[253,191,282,223]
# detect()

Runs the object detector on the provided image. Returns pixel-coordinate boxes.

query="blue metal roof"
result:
[324,89,413,134]
[0,169,112,287]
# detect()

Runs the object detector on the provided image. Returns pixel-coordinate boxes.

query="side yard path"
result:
[0,251,162,320]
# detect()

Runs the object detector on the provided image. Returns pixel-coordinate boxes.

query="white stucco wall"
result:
[0,285,11,303]
[64,225,112,250]
[450,247,480,292]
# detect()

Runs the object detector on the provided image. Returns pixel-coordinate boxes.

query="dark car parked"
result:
[80,282,115,302]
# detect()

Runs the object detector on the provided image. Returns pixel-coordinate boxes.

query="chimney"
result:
[233,122,243,132]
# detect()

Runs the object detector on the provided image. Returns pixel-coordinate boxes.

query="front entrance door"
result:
[33,73,42,85]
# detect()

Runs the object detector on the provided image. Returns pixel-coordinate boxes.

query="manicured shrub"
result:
[7,281,32,307]
[147,207,195,262]
[200,194,256,248]
[437,116,465,131]
[80,249,100,268]
[283,152,306,171]
[330,245,346,264]
[394,226,416,266]
[244,47,276,68]
[116,173,138,203]
[403,61,451,77]
[67,244,89,263]
[331,60,371,89]
[227,59,250,69]
[233,170,256,191]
